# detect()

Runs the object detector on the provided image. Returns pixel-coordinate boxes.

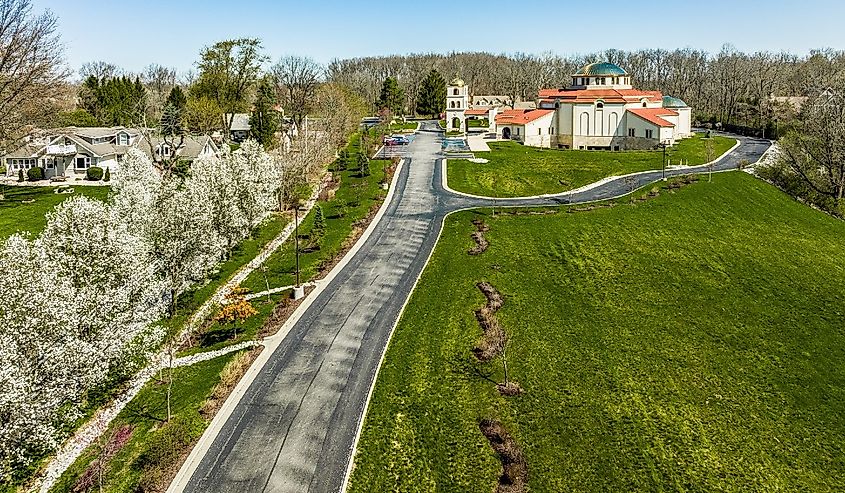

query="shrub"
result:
[86,166,104,181]
[18,169,24,182]
[335,149,349,171]
[27,167,43,181]
[357,152,370,177]
[312,204,326,238]
[103,167,111,182]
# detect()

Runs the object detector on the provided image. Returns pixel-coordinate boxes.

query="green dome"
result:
[575,62,627,77]
[662,95,688,108]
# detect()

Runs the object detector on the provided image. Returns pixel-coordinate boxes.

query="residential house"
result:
[3,127,141,179]
[3,127,219,180]
[227,113,251,143]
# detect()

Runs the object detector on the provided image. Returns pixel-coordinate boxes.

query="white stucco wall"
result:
[521,113,556,147]
[626,114,662,141]
[676,107,692,137]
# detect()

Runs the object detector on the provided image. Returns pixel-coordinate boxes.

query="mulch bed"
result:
[472,281,506,362]
[468,219,490,255]
[479,419,528,493]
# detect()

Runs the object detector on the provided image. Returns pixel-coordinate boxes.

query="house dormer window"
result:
[156,144,172,157]
[118,133,128,145]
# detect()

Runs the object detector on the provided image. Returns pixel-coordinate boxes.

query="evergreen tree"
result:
[160,103,184,137]
[416,69,446,117]
[377,77,404,116]
[250,77,279,149]
[103,167,111,182]
[312,204,326,245]
[357,152,370,177]
[80,75,147,126]
[165,86,188,112]
[335,148,349,171]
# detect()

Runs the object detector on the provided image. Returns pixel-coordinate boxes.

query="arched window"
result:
[453,88,459,95]
[580,112,590,135]
[642,102,648,108]
[596,102,604,109]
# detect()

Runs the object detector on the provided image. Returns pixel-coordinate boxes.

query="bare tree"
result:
[271,55,324,127]
[705,137,716,182]
[142,63,177,118]
[779,88,845,210]
[79,60,120,81]
[0,0,69,151]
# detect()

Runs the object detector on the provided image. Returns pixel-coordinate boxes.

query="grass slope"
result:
[448,133,735,197]
[349,172,845,492]
[0,186,110,239]
[49,352,241,493]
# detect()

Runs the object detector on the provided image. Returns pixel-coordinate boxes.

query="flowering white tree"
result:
[0,234,77,478]
[0,136,330,478]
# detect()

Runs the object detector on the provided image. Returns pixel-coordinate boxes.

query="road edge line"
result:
[166,157,406,493]
[441,137,742,201]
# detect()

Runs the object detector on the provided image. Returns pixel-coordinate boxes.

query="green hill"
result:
[349,172,845,492]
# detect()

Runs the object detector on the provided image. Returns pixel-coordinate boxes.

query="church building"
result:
[492,62,692,150]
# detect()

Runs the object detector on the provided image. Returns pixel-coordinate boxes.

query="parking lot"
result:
[373,134,416,159]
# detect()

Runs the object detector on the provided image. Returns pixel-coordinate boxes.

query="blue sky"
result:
[33,0,845,77]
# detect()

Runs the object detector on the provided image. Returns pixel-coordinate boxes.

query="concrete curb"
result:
[166,157,406,493]
[441,138,742,201]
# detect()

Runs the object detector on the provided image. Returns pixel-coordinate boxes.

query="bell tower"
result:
[445,77,468,133]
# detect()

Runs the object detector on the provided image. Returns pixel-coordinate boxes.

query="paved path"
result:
[172,123,770,493]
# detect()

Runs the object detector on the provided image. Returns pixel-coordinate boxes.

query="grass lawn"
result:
[0,185,110,239]
[49,352,245,493]
[349,172,845,492]
[389,121,419,132]
[448,133,735,197]
[468,118,489,128]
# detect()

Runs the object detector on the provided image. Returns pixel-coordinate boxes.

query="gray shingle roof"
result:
[227,113,251,132]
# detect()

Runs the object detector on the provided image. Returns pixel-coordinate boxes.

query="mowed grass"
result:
[0,185,110,239]
[49,352,241,493]
[389,121,419,132]
[448,133,735,197]
[349,172,845,492]
[239,137,388,294]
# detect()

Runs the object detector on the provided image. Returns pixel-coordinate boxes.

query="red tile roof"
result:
[627,108,678,127]
[465,108,490,116]
[495,109,554,125]
[538,88,663,104]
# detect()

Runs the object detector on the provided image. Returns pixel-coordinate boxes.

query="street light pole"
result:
[661,141,667,181]
[294,205,301,288]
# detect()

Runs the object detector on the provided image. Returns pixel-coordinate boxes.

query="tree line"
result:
[330,47,845,134]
